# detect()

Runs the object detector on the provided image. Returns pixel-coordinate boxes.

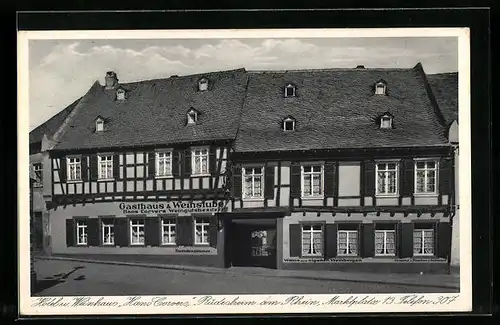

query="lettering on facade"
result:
[118,200,228,214]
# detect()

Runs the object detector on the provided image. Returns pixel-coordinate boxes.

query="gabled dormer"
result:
[198,77,209,91]
[374,79,388,95]
[95,116,106,132]
[284,83,297,98]
[116,87,127,101]
[378,112,394,129]
[282,115,296,131]
[187,107,200,125]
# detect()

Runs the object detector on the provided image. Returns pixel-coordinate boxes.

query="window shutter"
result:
[439,158,452,196]
[78,156,87,181]
[400,223,414,258]
[264,165,275,199]
[87,218,100,246]
[172,150,181,177]
[90,154,98,181]
[231,165,242,199]
[148,152,155,178]
[289,224,302,257]
[363,161,375,197]
[145,217,160,246]
[183,149,192,177]
[361,223,374,257]
[114,218,128,247]
[113,154,119,179]
[402,159,414,196]
[209,215,218,247]
[60,158,67,182]
[290,163,301,198]
[209,146,217,175]
[324,223,337,260]
[65,219,74,247]
[177,216,194,246]
[186,216,194,246]
[324,163,335,197]
[437,222,451,259]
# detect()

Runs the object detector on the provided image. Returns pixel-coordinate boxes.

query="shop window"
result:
[101,219,115,245]
[413,224,435,256]
[67,157,82,181]
[302,165,324,198]
[161,219,176,245]
[375,224,396,256]
[194,216,210,245]
[76,220,88,246]
[376,161,399,196]
[415,160,438,194]
[242,166,264,199]
[130,219,145,245]
[337,229,358,256]
[301,224,323,257]
[98,154,113,180]
[191,147,209,176]
[156,150,173,177]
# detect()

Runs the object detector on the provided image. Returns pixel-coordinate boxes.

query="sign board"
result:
[118,200,228,214]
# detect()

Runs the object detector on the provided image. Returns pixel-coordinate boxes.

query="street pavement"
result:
[32,259,459,296]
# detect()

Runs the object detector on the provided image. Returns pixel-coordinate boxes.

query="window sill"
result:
[375,194,399,198]
[155,175,174,179]
[242,197,265,202]
[67,180,83,184]
[301,196,325,200]
[413,193,439,197]
[161,243,176,247]
[97,178,115,182]
[191,174,211,177]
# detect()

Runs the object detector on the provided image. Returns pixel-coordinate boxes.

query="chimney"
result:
[355,65,365,69]
[105,71,119,89]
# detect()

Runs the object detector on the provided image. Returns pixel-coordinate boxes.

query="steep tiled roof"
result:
[29,97,81,144]
[427,72,458,126]
[234,64,450,153]
[53,69,248,151]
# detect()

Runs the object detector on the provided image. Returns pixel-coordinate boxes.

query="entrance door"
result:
[249,228,277,268]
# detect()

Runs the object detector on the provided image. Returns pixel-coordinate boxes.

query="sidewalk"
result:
[35,254,460,290]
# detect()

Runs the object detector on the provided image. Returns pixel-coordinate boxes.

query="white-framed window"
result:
[301,224,323,257]
[301,164,324,198]
[96,119,104,132]
[187,110,198,124]
[130,219,145,245]
[156,150,173,177]
[337,230,358,256]
[76,220,87,245]
[192,147,209,175]
[413,226,435,256]
[376,162,399,196]
[375,83,387,95]
[375,229,396,256]
[116,88,126,100]
[98,154,113,180]
[101,219,114,245]
[161,219,176,245]
[198,78,209,91]
[66,157,82,181]
[242,166,264,199]
[282,117,296,131]
[194,216,210,245]
[33,163,43,187]
[380,115,393,129]
[415,160,438,194]
[284,84,296,97]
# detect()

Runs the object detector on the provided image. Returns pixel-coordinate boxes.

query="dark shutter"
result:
[114,218,128,247]
[439,158,452,196]
[65,219,74,247]
[177,216,194,246]
[145,217,160,246]
[183,148,192,177]
[324,223,338,260]
[290,163,301,198]
[400,223,414,258]
[361,223,375,257]
[81,156,88,181]
[402,159,414,196]
[148,151,155,178]
[437,222,451,259]
[209,215,218,247]
[209,146,217,175]
[363,161,376,197]
[60,157,67,182]
[289,224,302,257]
[324,163,335,197]
[87,218,100,246]
[232,165,242,199]
[172,150,181,177]
[264,165,275,199]
[113,154,120,179]
[90,154,98,181]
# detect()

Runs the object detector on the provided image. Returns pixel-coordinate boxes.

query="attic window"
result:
[187,108,199,125]
[198,78,209,91]
[282,116,296,131]
[95,118,105,132]
[284,84,296,97]
[116,88,126,100]
[374,80,387,95]
[380,114,393,129]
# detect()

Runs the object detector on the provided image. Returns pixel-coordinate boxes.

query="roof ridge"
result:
[247,67,416,74]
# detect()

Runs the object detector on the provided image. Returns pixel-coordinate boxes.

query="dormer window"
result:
[374,79,387,95]
[198,77,209,91]
[187,108,199,125]
[116,88,126,100]
[379,113,394,129]
[284,83,296,97]
[282,116,296,131]
[95,116,105,132]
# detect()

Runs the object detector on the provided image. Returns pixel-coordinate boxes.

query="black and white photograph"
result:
[18,27,471,315]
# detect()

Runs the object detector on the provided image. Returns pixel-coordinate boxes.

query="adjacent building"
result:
[29,63,458,273]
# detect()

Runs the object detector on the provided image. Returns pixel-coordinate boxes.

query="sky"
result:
[28,37,458,131]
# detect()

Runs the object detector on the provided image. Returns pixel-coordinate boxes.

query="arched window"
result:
[95,117,105,132]
[374,79,387,95]
[284,83,296,97]
[379,113,394,129]
[282,116,296,131]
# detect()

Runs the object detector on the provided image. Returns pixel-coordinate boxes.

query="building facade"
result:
[30,64,458,273]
